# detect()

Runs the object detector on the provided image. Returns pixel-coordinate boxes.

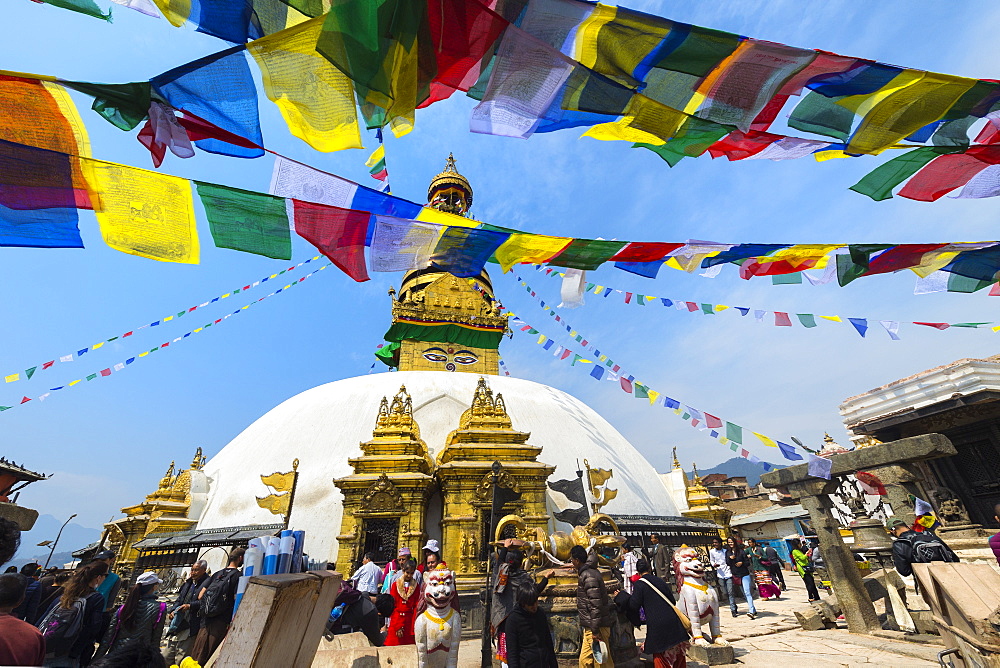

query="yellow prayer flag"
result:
[753,432,779,448]
[594,285,603,293]
[151,0,191,26]
[648,390,660,405]
[673,407,683,415]
[665,257,684,271]
[820,315,842,322]
[261,470,296,492]
[365,145,385,168]
[415,207,478,228]
[582,94,687,146]
[716,305,729,312]
[719,437,729,445]
[573,3,615,66]
[68,379,81,386]
[495,234,572,272]
[813,149,852,162]
[83,159,199,264]
[138,351,149,358]
[992,325,1000,333]
[92,342,104,350]
[221,293,231,299]
[163,316,173,322]
[248,16,363,153]
[4,374,19,383]
[194,328,203,333]
[537,334,547,345]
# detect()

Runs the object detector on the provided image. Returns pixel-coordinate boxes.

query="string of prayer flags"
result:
[366,145,388,182]
[0,261,333,413]
[508,311,786,469]
[525,269,1000,336]
[0,256,321,385]
[247,16,363,153]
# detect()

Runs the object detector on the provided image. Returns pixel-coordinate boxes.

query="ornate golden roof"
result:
[427,153,473,211]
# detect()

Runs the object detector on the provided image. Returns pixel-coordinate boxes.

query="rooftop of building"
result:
[730,503,806,527]
[0,457,46,481]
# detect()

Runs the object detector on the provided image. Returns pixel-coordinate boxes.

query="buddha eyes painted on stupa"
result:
[422,347,478,371]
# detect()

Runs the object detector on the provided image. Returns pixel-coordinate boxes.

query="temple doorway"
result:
[424,490,443,546]
[361,518,399,567]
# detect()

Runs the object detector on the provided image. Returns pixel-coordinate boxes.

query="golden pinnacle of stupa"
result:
[427,153,473,214]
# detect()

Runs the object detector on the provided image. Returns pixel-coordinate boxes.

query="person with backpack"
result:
[0,573,47,666]
[35,561,109,667]
[191,547,245,664]
[886,516,960,577]
[627,559,690,668]
[101,572,166,658]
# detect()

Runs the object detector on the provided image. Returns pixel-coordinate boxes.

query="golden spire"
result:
[158,461,176,490]
[459,377,512,430]
[427,153,473,214]
[191,447,205,471]
[374,385,421,440]
[824,432,835,444]
[691,462,702,485]
[672,447,680,470]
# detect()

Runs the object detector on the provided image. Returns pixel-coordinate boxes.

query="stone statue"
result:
[933,488,971,525]
[673,546,729,647]
[414,568,461,668]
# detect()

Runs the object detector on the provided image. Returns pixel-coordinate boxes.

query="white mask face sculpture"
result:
[674,546,729,647]
[414,569,462,668]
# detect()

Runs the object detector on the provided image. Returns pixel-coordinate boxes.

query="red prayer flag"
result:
[707,129,784,161]
[620,377,633,393]
[686,302,699,312]
[100,368,111,377]
[913,321,951,330]
[705,413,723,429]
[774,311,792,326]
[625,292,633,304]
[898,146,1000,201]
[42,361,54,369]
[292,200,371,282]
[990,282,1000,296]
[609,242,685,262]
[178,112,263,150]
[865,244,948,276]
[560,349,572,360]
[20,396,30,404]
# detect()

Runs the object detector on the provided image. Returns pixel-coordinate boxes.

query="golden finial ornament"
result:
[672,447,680,470]
[428,153,473,214]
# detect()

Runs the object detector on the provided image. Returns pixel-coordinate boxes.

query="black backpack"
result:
[201,569,241,619]
[905,532,960,564]
[36,597,86,657]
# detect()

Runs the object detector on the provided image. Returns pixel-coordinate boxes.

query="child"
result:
[504,583,557,668]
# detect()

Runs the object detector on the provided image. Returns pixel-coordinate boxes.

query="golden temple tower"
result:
[105,449,208,571]
[333,386,435,574]
[377,155,508,374]
[436,377,554,588]
[681,463,732,539]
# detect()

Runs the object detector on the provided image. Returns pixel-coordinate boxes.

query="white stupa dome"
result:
[195,371,677,562]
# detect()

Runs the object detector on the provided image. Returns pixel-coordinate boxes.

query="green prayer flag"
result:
[86,373,97,381]
[24,367,36,380]
[701,303,714,314]
[681,412,691,420]
[61,81,150,131]
[729,442,738,452]
[786,91,855,141]
[947,273,994,294]
[652,25,742,77]
[796,314,818,328]
[196,182,292,260]
[177,312,185,318]
[634,383,650,399]
[633,117,730,167]
[527,328,539,335]
[772,273,802,285]
[636,295,646,305]
[951,322,992,328]
[375,341,401,368]
[37,0,111,21]
[575,335,583,342]
[547,239,628,270]
[0,406,10,412]
[836,244,893,286]
[850,146,962,201]
[726,422,743,444]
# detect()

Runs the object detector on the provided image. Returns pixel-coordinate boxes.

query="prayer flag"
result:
[0,204,84,250]
[196,182,292,260]
[726,422,743,444]
[847,317,868,337]
[590,365,605,380]
[431,226,509,278]
[774,312,792,327]
[879,320,901,340]
[634,383,649,399]
[494,234,572,272]
[777,441,803,461]
[366,145,387,181]
[620,376,633,393]
[35,0,112,20]
[4,374,18,383]
[152,46,264,159]
[20,396,31,404]
[808,454,833,480]
[851,146,963,201]
[796,314,817,328]
[369,216,441,272]
[753,432,779,448]
[248,16,363,153]
[83,160,200,264]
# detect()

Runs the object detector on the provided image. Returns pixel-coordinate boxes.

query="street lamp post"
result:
[481,461,502,668]
[42,513,78,570]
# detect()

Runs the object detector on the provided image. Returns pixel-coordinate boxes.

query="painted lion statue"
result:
[673,546,729,647]
[414,568,462,668]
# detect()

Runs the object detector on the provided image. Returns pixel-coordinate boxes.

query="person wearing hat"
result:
[381,547,415,593]
[417,539,445,575]
[101,571,167,658]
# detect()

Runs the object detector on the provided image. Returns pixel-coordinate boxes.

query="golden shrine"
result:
[103,448,208,571]
[682,459,732,538]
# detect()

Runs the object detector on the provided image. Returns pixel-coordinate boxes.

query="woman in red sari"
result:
[384,559,419,646]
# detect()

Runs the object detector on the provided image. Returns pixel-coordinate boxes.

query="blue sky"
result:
[3,1,1000,534]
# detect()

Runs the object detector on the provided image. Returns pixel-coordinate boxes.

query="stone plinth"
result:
[0,502,37,530]
[686,642,736,665]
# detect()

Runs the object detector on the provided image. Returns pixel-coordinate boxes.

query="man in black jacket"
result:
[571,545,614,668]
[192,548,245,664]
[505,583,557,668]
[887,516,959,577]
[164,560,210,665]
[628,559,690,664]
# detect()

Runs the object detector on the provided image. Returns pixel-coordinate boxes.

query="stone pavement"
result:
[452,577,943,667]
